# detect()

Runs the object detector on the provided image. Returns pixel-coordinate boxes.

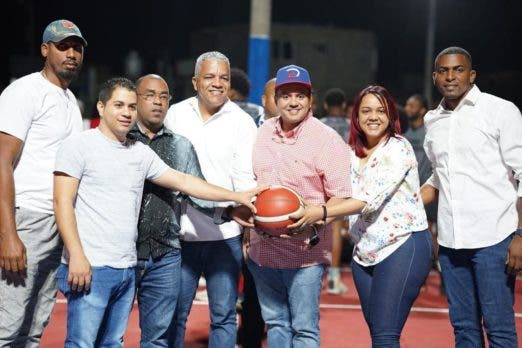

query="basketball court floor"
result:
[40,268,522,347]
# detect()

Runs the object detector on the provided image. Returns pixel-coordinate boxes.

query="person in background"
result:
[320,87,351,295]
[228,67,264,122]
[257,78,278,127]
[228,70,266,348]
[403,93,441,291]
[165,51,258,348]
[321,87,349,140]
[422,46,522,347]
[0,19,86,346]
[294,85,433,348]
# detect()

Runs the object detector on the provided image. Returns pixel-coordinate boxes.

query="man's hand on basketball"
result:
[287,203,324,230]
[68,253,92,292]
[0,233,27,273]
[506,234,522,274]
[230,205,255,227]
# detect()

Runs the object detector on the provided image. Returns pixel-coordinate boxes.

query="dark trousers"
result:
[239,260,265,348]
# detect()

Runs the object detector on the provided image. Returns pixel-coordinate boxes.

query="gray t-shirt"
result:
[55,128,168,267]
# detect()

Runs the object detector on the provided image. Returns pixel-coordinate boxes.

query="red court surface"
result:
[41,269,522,347]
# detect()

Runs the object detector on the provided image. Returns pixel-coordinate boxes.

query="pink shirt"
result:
[248,115,352,268]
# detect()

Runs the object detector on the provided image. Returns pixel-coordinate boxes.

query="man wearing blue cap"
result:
[0,19,86,346]
[238,64,351,347]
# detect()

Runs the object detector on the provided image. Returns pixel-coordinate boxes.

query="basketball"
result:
[254,186,305,235]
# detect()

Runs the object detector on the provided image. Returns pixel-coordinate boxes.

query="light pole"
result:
[424,0,437,107]
[247,0,272,105]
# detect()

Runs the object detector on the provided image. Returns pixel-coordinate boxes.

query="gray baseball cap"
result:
[42,19,87,47]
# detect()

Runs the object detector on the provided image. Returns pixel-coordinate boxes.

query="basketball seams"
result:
[254,205,305,223]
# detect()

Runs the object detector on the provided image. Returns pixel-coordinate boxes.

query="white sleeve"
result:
[230,117,258,191]
[498,102,522,196]
[0,80,37,141]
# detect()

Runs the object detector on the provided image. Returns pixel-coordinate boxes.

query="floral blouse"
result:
[349,136,428,266]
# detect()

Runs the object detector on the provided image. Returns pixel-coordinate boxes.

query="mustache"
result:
[63,59,79,66]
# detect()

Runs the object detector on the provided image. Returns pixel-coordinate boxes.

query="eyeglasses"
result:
[137,92,172,103]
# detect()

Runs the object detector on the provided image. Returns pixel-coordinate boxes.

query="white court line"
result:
[55,299,522,318]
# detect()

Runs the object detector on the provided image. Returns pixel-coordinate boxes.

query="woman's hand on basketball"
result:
[68,252,92,292]
[287,203,324,230]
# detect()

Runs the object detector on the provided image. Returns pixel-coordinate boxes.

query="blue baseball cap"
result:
[42,19,87,47]
[275,64,312,91]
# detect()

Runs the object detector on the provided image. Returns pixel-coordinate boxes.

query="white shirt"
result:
[164,97,258,241]
[424,85,522,249]
[0,72,83,214]
[349,136,428,266]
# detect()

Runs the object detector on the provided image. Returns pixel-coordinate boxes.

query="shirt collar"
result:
[129,122,172,139]
[438,84,481,112]
[272,112,312,144]
[188,96,234,122]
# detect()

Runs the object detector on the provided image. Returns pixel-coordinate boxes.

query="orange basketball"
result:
[254,186,304,235]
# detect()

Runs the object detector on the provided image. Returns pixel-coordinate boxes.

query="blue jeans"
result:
[57,264,136,348]
[172,236,243,348]
[352,230,433,348]
[439,234,517,348]
[136,249,181,347]
[247,259,325,348]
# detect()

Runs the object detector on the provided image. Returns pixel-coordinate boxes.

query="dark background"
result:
[3,0,521,110]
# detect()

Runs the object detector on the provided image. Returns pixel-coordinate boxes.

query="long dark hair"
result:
[348,85,401,158]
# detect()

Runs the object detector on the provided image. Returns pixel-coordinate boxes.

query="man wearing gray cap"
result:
[0,19,86,346]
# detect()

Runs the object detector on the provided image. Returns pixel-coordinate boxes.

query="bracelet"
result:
[321,205,327,222]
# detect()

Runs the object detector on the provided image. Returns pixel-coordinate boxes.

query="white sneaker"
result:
[326,276,348,295]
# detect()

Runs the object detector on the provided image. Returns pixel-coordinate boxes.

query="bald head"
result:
[135,74,171,135]
[136,74,167,90]
[262,78,278,119]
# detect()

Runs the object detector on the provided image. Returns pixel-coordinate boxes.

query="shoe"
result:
[326,276,348,295]
[236,293,244,313]
[194,289,208,302]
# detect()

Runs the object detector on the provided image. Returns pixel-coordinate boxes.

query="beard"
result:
[57,63,82,82]
[407,113,421,121]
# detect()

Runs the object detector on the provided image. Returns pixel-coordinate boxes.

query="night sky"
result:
[3,0,522,106]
